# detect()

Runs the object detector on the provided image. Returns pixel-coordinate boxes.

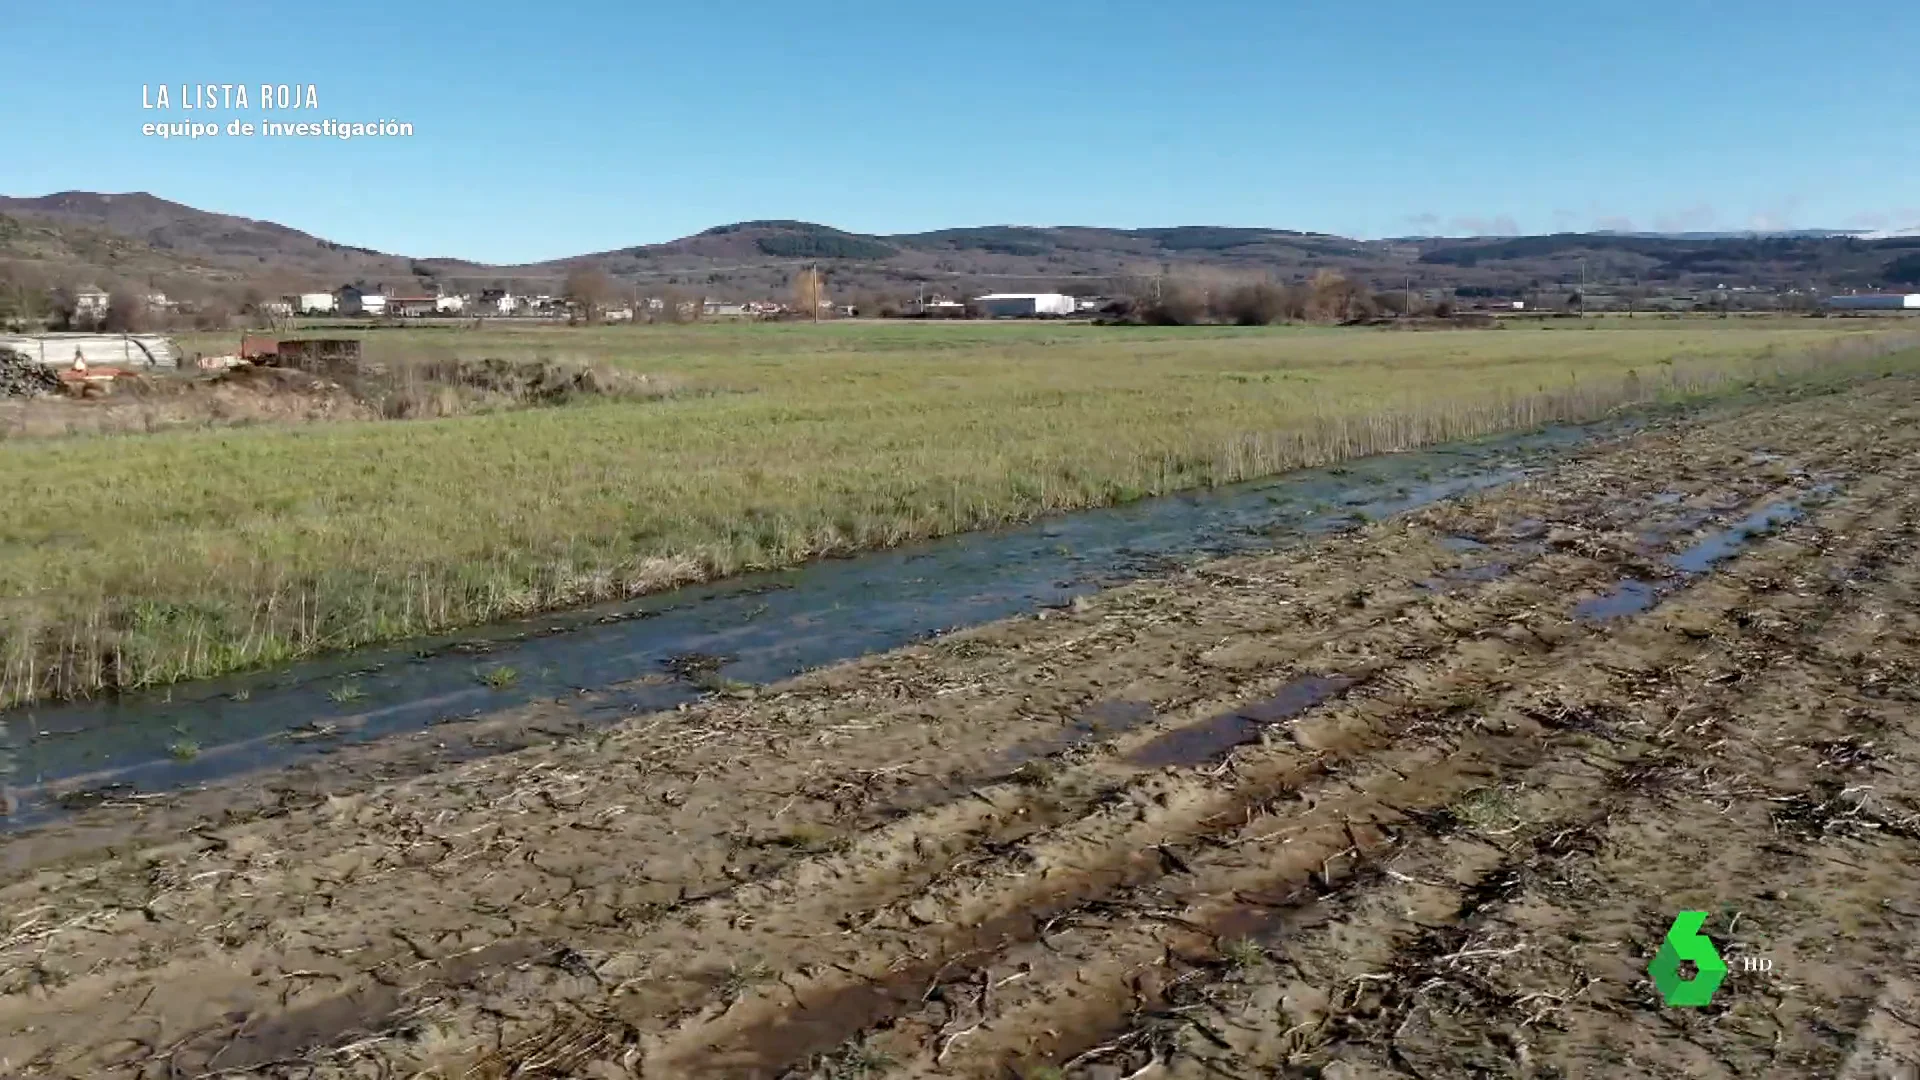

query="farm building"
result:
[388,295,439,317]
[435,294,466,314]
[293,292,337,315]
[334,284,391,316]
[1826,294,1920,311]
[972,293,1077,318]
[71,286,110,318]
[0,332,182,369]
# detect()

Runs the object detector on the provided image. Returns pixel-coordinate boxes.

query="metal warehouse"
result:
[972,293,1078,318]
[1825,294,1920,311]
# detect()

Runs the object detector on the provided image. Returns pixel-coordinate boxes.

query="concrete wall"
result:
[0,333,181,369]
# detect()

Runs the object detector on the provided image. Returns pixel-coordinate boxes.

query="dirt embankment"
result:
[0,354,688,438]
[5,378,1920,1078]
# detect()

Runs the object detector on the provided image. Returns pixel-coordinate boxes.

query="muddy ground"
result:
[5,377,1920,1079]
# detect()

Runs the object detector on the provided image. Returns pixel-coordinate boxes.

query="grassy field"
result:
[2,317,1917,708]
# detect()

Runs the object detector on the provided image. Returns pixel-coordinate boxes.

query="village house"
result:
[72,285,110,318]
[387,293,440,318]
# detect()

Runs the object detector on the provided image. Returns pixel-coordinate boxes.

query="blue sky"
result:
[2,0,1916,263]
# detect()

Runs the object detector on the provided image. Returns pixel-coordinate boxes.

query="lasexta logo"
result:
[1649,910,1727,1007]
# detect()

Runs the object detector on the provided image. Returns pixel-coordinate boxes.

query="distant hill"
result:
[0,191,484,295]
[5,191,1920,308]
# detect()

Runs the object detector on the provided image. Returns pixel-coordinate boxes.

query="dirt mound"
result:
[2,354,685,438]
[208,362,349,397]
[0,348,62,398]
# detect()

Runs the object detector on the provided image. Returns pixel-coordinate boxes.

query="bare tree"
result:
[103,288,150,333]
[792,266,826,323]
[1308,270,1374,323]
[564,267,617,324]
[657,286,689,324]
[47,285,85,331]
[1221,282,1299,325]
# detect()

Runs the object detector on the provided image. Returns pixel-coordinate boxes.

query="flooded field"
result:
[0,417,1606,829]
[6,374,1920,1078]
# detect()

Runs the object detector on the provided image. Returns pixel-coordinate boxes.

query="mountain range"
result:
[3,191,1919,308]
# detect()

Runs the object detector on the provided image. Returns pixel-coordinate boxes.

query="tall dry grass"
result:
[1,319,1915,709]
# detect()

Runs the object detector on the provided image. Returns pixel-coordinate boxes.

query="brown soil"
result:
[6,378,1920,1078]
[0,365,372,437]
[0,358,686,438]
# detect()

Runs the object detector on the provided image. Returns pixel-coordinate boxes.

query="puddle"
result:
[0,419,1628,830]
[1438,535,1489,552]
[1071,698,1159,740]
[1573,579,1661,621]
[993,698,1160,772]
[1576,495,1817,624]
[1667,500,1806,574]
[1419,562,1513,592]
[1128,675,1356,768]
[1506,518,1549,541]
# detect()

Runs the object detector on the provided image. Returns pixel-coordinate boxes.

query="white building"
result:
[72,285,110,318]
[436,294,467,314]
[295,292,337,315]
[334,285,389,316]
[972,292,1077,318]
[477,289,518,315]
[1826,294,1920,311]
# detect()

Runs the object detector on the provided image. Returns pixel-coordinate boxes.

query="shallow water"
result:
[1576,496,1817,624]
[1127,674,1359,767]
[0,420,1624,828]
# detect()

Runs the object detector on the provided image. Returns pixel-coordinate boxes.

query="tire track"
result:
[769,466,1920,1078]
[971,477,1920,1079]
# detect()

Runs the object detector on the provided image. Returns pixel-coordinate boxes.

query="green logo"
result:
[1649,910,1727,1007]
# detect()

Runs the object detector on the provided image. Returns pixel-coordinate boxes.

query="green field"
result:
[3,317,1916,708]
